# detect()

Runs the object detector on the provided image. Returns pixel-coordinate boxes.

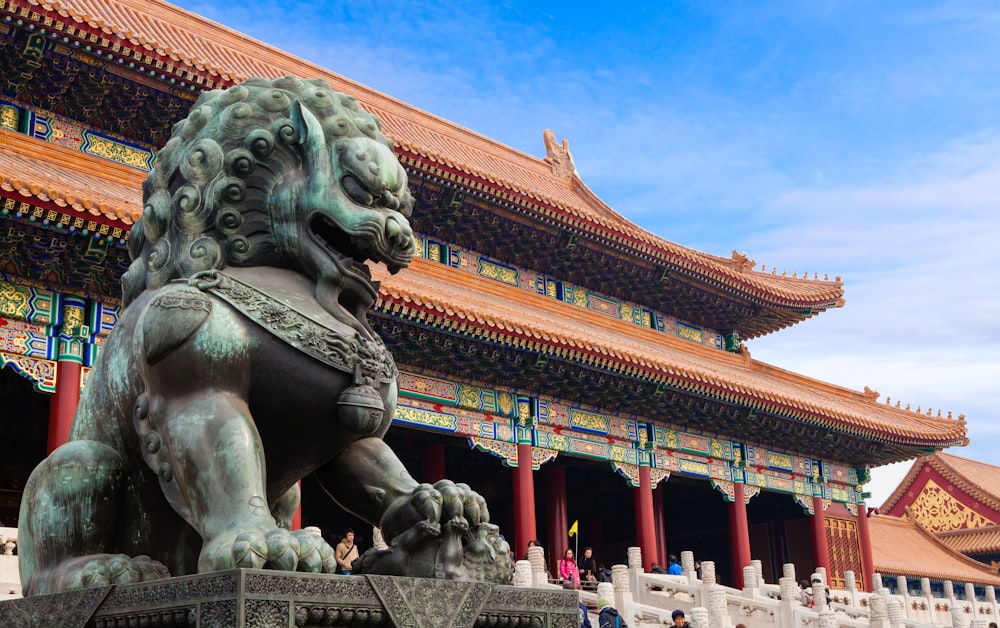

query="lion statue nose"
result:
[385,215,415,254]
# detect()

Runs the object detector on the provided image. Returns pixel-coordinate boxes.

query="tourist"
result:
[597,563,612,582]
[694,561,702,579]
[524,538,541,560]
[988,622,997,628]
[335,528,360,575]
[560,548,581,589]
[579,600,592,628]
[649,562,667,591]
[598,598,628,628]
[670,609,689,628]
[666,554,682,575]
[799,580,812,606]
[578,547,599,585]
[809,577,831,607]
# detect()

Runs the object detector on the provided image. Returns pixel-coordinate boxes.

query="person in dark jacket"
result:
[598,598,627,628]
[670,609,690,628]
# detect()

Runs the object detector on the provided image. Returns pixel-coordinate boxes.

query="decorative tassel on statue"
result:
[337,363,385,433]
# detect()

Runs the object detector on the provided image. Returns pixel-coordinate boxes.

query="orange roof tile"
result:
[0,139,965,450]
[13,0,846,312]
[870,514,1000,585]
[937,526,1000,556]
[372,257,966,447]
[0,131,145,224]
[882,453,1000,515]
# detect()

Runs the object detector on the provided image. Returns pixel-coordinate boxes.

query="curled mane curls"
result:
[121,76,395,306]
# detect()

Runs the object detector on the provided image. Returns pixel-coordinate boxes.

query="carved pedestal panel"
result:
[0,569,578,628]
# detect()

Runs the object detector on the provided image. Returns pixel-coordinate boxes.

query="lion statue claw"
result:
[17,77,511,596]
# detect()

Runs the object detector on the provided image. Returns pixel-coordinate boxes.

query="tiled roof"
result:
[937,526,1000,556]
[0,131,145,224]
[935,453,1000,504]
[881,453,1000,515]
[372,257,966,447]
[0,131,967,451]
[11,0,846,311]
[870,515,1000,586]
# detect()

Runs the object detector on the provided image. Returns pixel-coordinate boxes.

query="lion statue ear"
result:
[291,101,329,173]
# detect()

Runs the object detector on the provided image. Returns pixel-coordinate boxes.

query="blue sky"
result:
[175,0,1000,503]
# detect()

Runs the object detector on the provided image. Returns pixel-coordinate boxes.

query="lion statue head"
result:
[123,76,416,328]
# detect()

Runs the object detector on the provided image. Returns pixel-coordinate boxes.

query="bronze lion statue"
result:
[17,76,511,596]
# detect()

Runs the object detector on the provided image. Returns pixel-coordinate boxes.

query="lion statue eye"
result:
[342,175,374,207]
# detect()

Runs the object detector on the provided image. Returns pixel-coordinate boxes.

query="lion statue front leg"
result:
[135,287,337,576]
[314,438,512,583]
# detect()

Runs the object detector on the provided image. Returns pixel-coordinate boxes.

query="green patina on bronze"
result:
[17,76,512,597]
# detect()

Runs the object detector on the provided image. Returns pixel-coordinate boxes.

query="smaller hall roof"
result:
[870,514,1000,586]
[882,453,1000,515]
[937,526,1000,557]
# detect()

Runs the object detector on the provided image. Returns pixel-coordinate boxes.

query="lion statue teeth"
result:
[17,76,512,595]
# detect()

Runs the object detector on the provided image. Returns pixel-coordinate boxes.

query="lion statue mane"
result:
[17,76,511,596]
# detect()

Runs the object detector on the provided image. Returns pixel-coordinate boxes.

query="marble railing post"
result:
[596,582,614,603]
[951,604,967,628]
[872,572,884,594]
[709,586,730,628]
[986,587,998,623]
[513,560,532,587]
[897,576,911,618]
[783,563,796,583]
[612,564,630,615]
[779,576,800,628]
[816,567,828,585]
[845,570,859,608]
[527,546,546,588]
[698,560,716,609]
[751,559,764,585]
[626,546,642,599]
[945,581,956,607]
[743,565,759,598]
[966,583,978,615]
[888,598,904,628]
[681,550,696,583]
[689,607,710,628]
[871,589,889,628]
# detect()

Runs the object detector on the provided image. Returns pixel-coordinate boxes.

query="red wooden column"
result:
[513,442,537,560]
[47,296,88,453]
[653,485,666,567]
[857,503,874,591]
[47,360,81,453]
[811,495,831,575]
[543,464,568,574]
[634,465,658,569]
[730,482,752,587]
[422,444,446,483]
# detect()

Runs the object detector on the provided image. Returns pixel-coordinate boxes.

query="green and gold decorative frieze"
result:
[413,234,727,350]
[0,101,20,131]
[81,130,155,171]
[0,280,56,325]
[477,258,519,286]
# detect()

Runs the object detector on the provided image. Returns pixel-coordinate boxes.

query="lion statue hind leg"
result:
[18,440,170,595]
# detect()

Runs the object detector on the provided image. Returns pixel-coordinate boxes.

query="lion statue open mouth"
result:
[16,76,511,596]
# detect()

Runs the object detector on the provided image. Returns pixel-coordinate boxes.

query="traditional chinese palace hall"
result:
[0,0,971,590]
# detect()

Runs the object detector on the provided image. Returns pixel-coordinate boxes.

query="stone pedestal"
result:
[0,569,579,628]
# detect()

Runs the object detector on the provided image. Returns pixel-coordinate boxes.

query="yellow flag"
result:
[568,520,579,537]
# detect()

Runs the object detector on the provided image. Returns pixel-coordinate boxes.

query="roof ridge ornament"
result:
[542,129,575,179]
[730,250,756,271]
